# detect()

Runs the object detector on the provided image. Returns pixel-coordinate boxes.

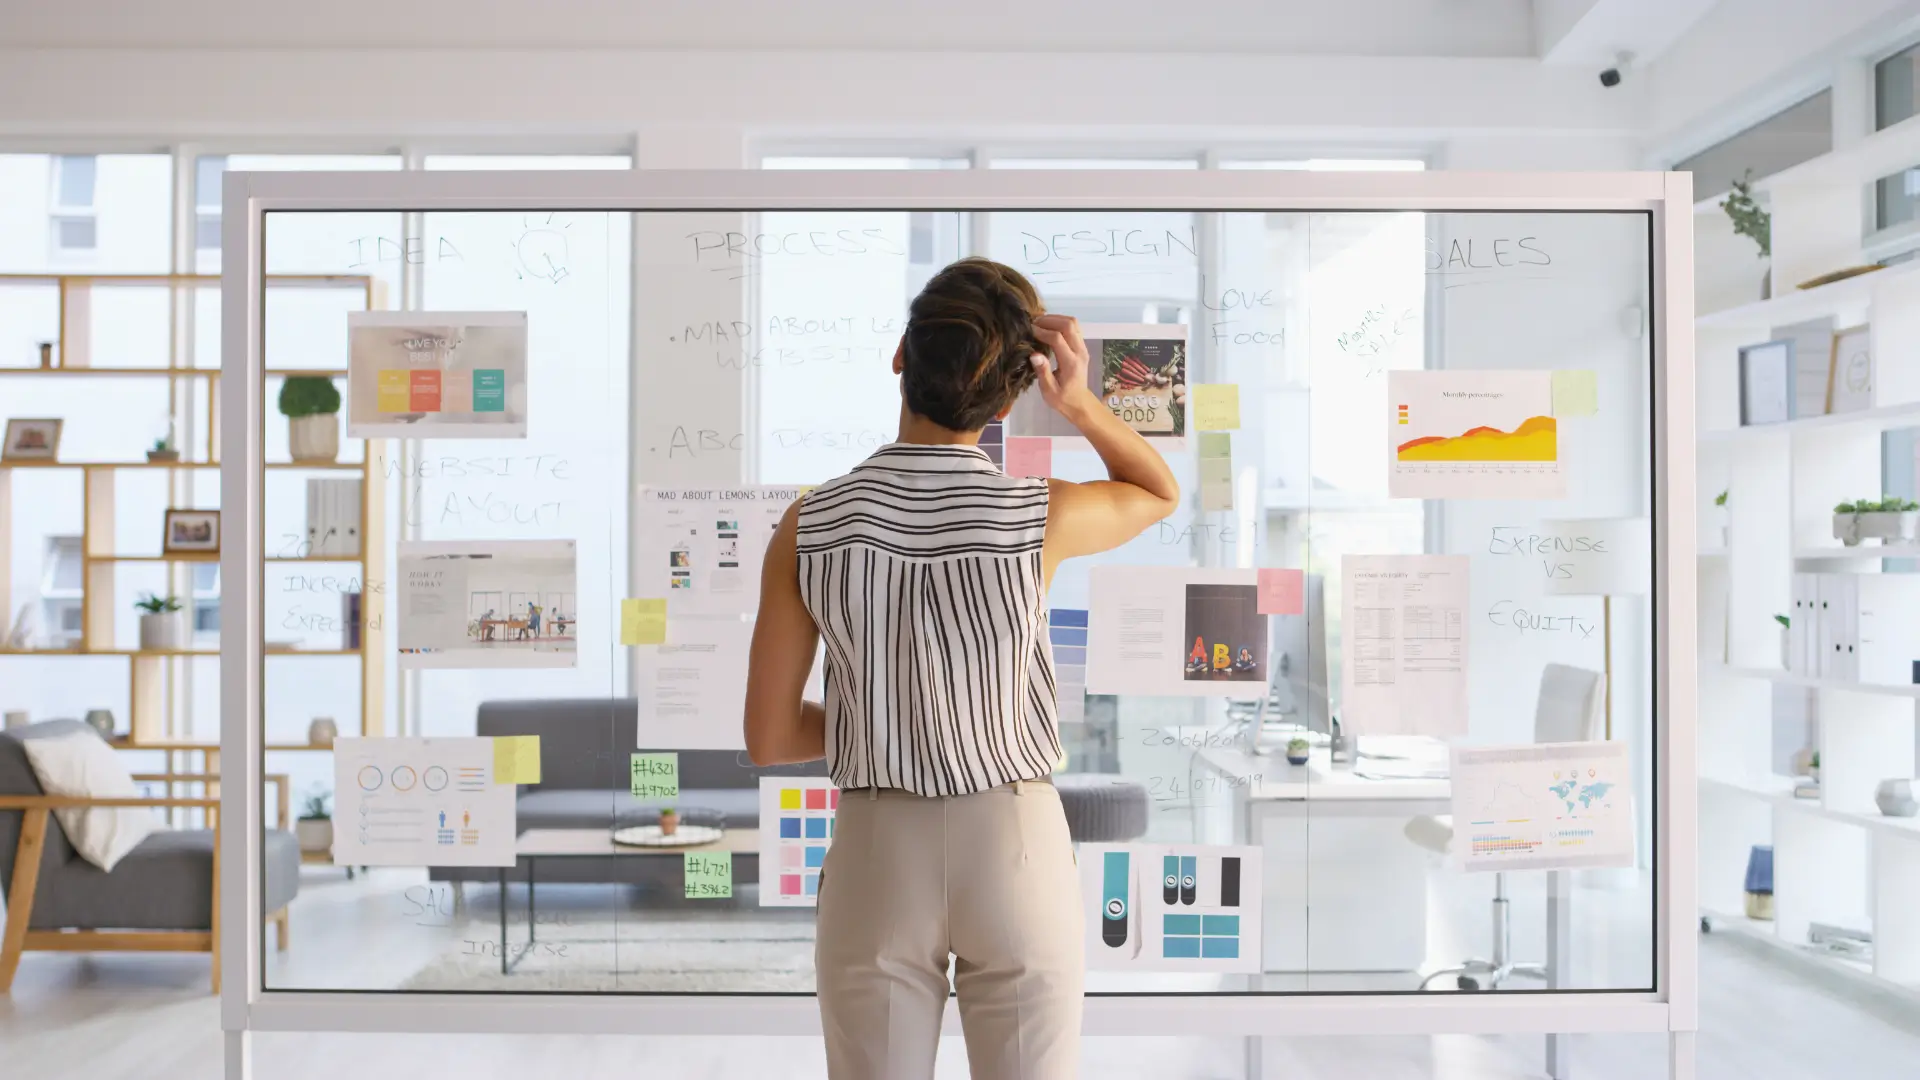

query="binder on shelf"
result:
[304,478,363,558]
[1857,573,1920,685]
[1789,574,1815,675]
[1814,574,1838,680]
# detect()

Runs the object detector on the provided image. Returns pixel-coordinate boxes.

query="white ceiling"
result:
[0,0,1544,55]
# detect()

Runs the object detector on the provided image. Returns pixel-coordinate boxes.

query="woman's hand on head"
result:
[1029,314,1098,420]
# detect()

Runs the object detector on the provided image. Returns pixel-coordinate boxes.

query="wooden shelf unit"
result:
[0,272,389,747]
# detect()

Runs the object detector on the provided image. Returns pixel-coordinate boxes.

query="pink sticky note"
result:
[1257,569,1304,615]
[1004,436,1052,478]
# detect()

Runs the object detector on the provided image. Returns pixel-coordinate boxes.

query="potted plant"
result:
[279,375,341,463]
[1711,490,1728,549]
[1833,501,1863,546]
[658,807,679,837]
[1858,496,1920,543]
[134,593,187,651]
[1285,738,1311,767]
[295,791,333,855]
[1775,613,1790,669]
[146,435,179,464]
[1723,171,1771,299]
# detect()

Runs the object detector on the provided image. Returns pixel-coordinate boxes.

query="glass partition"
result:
[255,203,1655,998]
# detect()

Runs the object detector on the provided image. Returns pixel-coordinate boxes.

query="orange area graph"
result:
[1396,416,1556,462]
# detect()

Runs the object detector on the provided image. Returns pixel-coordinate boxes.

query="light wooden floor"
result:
[5,872,1920,1078]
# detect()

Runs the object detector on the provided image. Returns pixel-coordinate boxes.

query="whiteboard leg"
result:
[1668,1031,1696,1080]
[225,1028,251,1080]
[1545,869,1571,1078]
[1545,1033,1569,1080]
[1244,1034,1261,1080]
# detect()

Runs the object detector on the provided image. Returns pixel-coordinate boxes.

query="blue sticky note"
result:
[1201,938,1239,959]
[1202,915,1239,936]
[804,817,828,839]
[805,845,827,868]
[804,873,819,896]
[1051,609,1089,628]
[1163,913,1202,936]
[779,817,802,839]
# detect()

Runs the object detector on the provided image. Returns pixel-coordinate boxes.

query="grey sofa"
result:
[0,720,301,993]
[428,698,828,889]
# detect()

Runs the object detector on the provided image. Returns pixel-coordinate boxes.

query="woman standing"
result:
[745,257,1179,1080]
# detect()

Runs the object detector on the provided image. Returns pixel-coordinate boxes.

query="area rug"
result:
[399,911,819,992]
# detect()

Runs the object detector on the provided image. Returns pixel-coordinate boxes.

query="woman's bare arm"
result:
[743,501,827,765]
[1029,315,1180,579]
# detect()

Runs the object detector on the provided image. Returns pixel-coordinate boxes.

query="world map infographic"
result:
[1450,741,1634,871]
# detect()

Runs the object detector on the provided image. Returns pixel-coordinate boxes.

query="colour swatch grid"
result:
[1051,608,1089,725]
[758,777,839,907]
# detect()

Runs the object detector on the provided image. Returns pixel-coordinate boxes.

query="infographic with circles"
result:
[332,737,517,867]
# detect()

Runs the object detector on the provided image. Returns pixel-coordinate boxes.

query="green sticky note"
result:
[621,598,667,646]
[684,851,733,899]
[630,752,680,800]
[1552,370,1598,417]
[1198,432,1232,459]
[1192,384,1241,431]
[492,735,541,785]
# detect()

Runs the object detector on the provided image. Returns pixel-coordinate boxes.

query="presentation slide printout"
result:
[1451,740,1636,872]
[1086,567,1268,698]
[1008,324,1189,447]
[1341,554,1470,736]
[636,486,803,617]
[1387,370,1564,500]
[1080,843,1262,972]
[633,617,755,750]
[397,540,577,669]
[348,311,528,438]
[332,737,517,868]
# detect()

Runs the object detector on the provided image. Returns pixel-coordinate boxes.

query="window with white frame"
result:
[1673,91,1832,200]
[49,154,99,254]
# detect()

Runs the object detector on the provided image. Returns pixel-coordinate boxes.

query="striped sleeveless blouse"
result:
[795,442,1063,796]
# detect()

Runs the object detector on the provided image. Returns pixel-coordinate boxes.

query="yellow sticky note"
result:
[375,369,410,413]
[621,598,667,646]
[1192,384,1241,431]
[779,787,803,810]
[1552,370,1598,417]
[492,735,541,785]
[684,851,733,899]
[630,752,680,799]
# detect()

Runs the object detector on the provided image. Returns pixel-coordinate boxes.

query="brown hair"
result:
[900,257,1045,432]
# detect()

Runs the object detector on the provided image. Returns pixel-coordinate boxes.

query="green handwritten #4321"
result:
[630,753,679,800]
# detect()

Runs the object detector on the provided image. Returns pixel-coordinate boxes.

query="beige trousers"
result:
[816,780,1085,1080]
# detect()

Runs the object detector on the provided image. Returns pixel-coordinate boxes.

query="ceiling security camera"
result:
[1598,51,1632,89]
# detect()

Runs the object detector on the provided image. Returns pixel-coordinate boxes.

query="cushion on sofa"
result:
[20,728,162,872]
[0,720,88,889]
[27,828,300,931]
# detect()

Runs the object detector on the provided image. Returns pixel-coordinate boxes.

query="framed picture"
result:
[2,418,63,460]
[162,509,221,555]
[1824,324,1873,415]
[1738,339,1795,426]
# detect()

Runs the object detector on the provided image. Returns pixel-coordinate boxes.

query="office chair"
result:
[1405,662,1605,991]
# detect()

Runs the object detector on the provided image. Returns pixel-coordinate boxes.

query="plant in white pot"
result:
[295,791,333,855]
[1723,172,1771,300]
[1857,496,1920,544]
[1833,501,1864,546]
[134,592,187,651]
[279,375,341,463]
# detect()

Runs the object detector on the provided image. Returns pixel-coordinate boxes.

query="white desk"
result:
[1189,741,1449,974]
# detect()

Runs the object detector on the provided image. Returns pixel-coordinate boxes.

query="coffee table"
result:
[495,827,761,975]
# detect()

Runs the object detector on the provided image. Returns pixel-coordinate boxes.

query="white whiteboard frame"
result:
[219,169,1698,1072]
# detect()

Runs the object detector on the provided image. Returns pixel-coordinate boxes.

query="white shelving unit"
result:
[1698,123,1920,996]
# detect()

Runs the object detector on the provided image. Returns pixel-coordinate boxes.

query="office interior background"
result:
[4,1,1920,1077]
